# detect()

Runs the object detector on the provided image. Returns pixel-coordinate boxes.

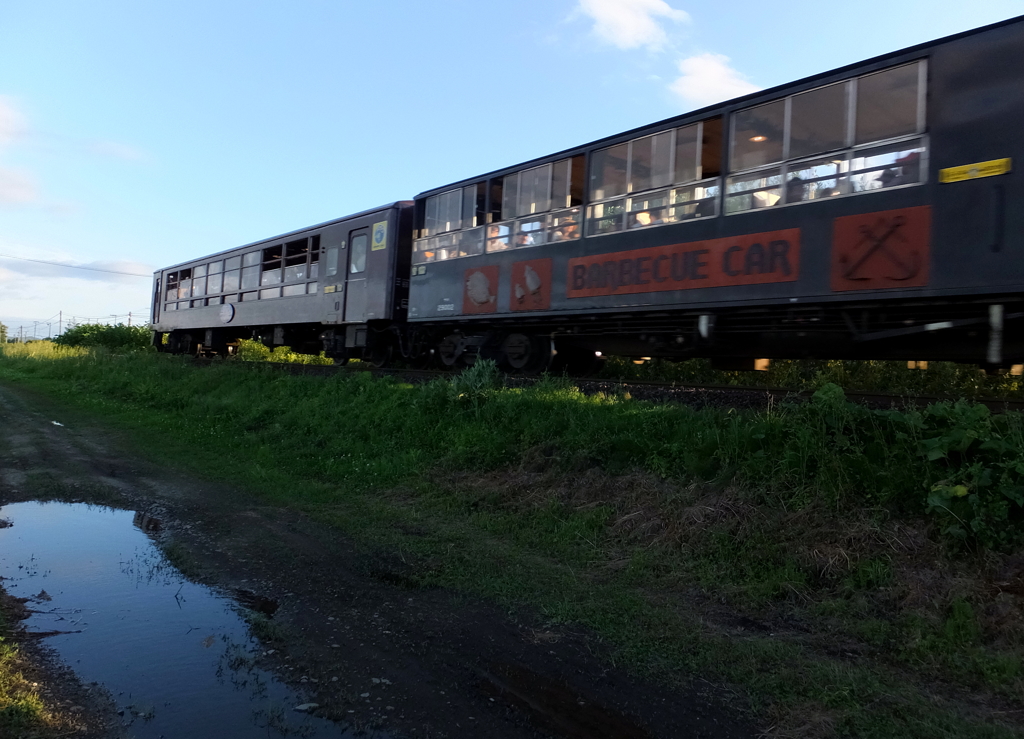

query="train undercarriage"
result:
[158,296,1024,374]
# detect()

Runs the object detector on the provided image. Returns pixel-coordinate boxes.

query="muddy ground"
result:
[0,382,759,739]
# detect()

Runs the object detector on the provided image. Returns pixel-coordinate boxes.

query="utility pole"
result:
[59,311,62,336]
[128,312,132,327]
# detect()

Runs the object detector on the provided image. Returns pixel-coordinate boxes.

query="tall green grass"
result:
[2,347,1023,738]
[600,356,1024,399]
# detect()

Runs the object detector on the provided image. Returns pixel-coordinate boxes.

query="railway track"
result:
[180,355,1024,414]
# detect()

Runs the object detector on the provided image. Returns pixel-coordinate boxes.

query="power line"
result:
[0,253,151,277]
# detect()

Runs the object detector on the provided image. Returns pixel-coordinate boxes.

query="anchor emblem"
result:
[839,215,920,282]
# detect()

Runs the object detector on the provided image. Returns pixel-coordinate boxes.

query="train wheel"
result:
[500,334,553,373]
[438,334,463,369]
[367,343,392,368]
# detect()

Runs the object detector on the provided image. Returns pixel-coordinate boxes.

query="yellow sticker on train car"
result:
[371,220,388,251]
[939,158,1012,183]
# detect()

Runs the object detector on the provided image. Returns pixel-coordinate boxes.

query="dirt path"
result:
[0,381,758,739]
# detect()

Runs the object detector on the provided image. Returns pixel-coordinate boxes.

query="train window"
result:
[243,252,260,267]
[261,267,282,286]
[486,223,511,252]
[700,118,723,178]
[589,143,628,201]
[177,278,192,300]
[849,139,925,190]
[350,233,367,273]
[259,287,280,299]
[518,164,552,216]
[206,296,223,306]
[207,271,223,293]
[412,239,434,264]
[241,266,259,290]
[282,284,305,297]
[674,124,700,185]
[424,189,461,236]
[225,256,241,271]
[284,263,306,282]
[459,227,484,256]
[502,172,519,220]
[786,157,849,202]
[241,291,257,301]
[630,131,673,194]
[190,299,203,308]
[856,63,922,145]
[586,199,626,235]
[284,239,308,281]
[309,235,320,280]
[789,82,847,159]
[224,293,239,303]
[192,275,206,297]
[222,269,240,292]
[725,169,783,213]
[193,264,207,279]
[627,190,673,229]
[549,208,581,241]
[307,282,318,293]
[515,216,547,247]
[671,181,719,219]
[731,100,786,171]
[551,156,584,210]
[164,303,176,311]
[488,178,504,223]
[208,260,223,274]
[462,183,486,229]
[726,61,926,214]
[325,247,339,276]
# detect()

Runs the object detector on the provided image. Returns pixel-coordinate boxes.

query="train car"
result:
[151,203,413,361]
[406,16,1024,371]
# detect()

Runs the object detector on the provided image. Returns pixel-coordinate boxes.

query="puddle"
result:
[0,501,372,738]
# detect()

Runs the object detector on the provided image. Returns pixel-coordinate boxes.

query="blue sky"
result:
[2,0,1022,336]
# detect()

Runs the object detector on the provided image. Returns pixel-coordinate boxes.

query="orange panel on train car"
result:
[831,206,931,291]
[566,229,800,299]
[510,258,552,311]
[462,265,500,314]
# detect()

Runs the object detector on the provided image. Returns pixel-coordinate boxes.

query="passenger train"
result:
[151,16,1024,372]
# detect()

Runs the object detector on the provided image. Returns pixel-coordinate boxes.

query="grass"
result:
[1,343,1023,737]
[0,596,51,737]
[598,355,1024,399]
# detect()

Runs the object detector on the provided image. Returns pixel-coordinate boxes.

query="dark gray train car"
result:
[151,203,413,360]
[407,16,1024,370]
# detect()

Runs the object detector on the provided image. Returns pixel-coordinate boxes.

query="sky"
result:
[2,0,1023,338]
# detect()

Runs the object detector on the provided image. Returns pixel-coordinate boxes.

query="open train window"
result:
[309,235,320,280]
[586,119,722,236]
[165,271,179,302]
[284,238,308,282]
[726,61,926,213]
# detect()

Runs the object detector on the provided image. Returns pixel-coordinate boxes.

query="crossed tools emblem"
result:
[839,215,920,282]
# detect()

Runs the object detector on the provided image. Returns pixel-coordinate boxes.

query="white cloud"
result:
[91,140,148,162]
[0,96,27,149]
[669,52,761,108]
[577,0,689,50]
[0,166,38,205]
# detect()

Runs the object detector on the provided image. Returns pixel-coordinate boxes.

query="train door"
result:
[344,227,369,322]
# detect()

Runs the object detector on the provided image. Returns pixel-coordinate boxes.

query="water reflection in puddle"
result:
[0,501,359,738]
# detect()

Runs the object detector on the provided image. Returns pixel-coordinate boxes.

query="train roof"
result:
[154,201,413,274]
[413,13,1024,199]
